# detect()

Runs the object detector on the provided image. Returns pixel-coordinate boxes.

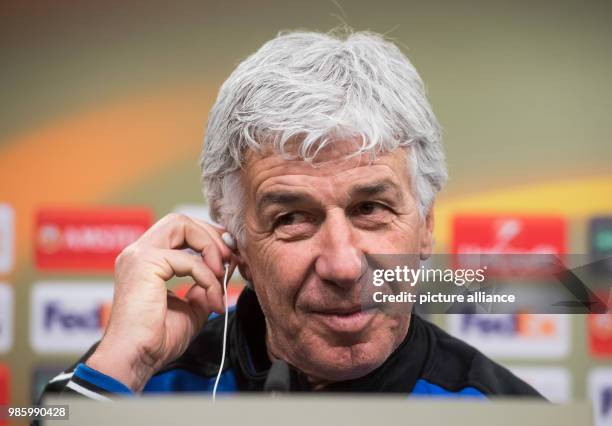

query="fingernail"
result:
[222,232,236,250]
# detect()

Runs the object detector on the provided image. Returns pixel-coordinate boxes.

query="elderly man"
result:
[43,30,540,398]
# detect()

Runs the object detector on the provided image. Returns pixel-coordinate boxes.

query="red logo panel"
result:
[452,215,566,255]
[35,207,153,271]
[589,312,612,358]
[451,215,566,274]
[0,363,9,425]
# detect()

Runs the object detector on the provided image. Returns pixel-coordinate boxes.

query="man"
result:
[42,30,540,398]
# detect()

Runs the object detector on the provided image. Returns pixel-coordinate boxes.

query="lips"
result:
[310,306,377,334]
[315,306,365,315]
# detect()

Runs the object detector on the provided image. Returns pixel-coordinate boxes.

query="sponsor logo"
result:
[589,217,612,276]
[0,284,13,353]
[35,207,153,271]
[589,311,612,358]
[0,204,14,275]
[0,363,9,406]
[30,282,113,353]
[589,369,612,426]
[451,215,566,274]
[447,313,570,358]
[509,367,571,403]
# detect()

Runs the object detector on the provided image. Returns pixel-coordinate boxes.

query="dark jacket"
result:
[40,287,542,399]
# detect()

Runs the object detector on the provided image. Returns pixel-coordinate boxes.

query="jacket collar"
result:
[230,288,429,392]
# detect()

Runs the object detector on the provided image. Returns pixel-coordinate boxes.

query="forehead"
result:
[241,141,411,197]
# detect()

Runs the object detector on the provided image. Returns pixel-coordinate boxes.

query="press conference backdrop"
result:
[0,0,611,425]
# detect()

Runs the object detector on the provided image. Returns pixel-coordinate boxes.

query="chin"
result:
[295,337,394,382]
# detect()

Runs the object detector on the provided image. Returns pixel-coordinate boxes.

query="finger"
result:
[184,284,214,323]
[140,214,228,278]
[188,218,235,278]
[171,215,234,276]
[190,218,234,257]
[156,249,225,312]
[166,293,208,340]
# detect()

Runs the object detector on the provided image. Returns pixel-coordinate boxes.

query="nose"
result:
[314,209,365,288]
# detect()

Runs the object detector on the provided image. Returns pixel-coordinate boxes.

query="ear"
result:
[235,245,253,282]
[419,203,435,261]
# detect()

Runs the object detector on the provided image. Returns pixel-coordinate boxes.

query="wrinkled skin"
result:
[238,140,435,384]
[86,140,434,392]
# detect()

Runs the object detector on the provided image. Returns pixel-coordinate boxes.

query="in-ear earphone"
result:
[212,232,236,401]
[222,232,236,250]
[212,261,230,401]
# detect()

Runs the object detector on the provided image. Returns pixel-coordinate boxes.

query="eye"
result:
[352,201,396,228]
[274,212,311,228]
[355,202,386,216]
[272,211,318,240]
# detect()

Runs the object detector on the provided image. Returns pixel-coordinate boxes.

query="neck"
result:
[265,335,334,391]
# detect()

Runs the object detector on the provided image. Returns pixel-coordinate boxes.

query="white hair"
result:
[200,30,447,243]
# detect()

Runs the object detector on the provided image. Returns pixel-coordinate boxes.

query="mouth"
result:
[309,306,377,334]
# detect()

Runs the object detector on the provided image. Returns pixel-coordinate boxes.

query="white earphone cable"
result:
[212,262,230,401]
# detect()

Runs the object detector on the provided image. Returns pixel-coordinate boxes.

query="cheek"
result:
[359,222,421,255]
[249,241,313,314]
[391,214,424,252]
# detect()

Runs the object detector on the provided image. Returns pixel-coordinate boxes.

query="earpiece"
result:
[221,232,236,251]
[212,261,231,401]
[212,231,240,400]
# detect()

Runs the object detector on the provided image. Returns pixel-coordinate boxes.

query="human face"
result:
[237,140,434,382]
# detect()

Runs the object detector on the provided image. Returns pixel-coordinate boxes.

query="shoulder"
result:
[414,316,543,398]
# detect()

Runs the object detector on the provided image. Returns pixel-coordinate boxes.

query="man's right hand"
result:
[85,213,234,392]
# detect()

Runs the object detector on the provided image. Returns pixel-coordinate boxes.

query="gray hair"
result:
[200,30,447,243]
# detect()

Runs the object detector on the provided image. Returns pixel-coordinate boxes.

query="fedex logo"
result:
[589,369,612,426]
[44,302,103,331]
[0,284,14,353]
[447,313,569,358]
[602,388,612,420]
[460,313,557,336]
[30,282,113,353]
[35,207,153,271]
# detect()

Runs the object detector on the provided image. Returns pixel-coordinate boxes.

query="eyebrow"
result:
[349,179,403,201]
[256,179,404,215]
[256,191,312,215]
